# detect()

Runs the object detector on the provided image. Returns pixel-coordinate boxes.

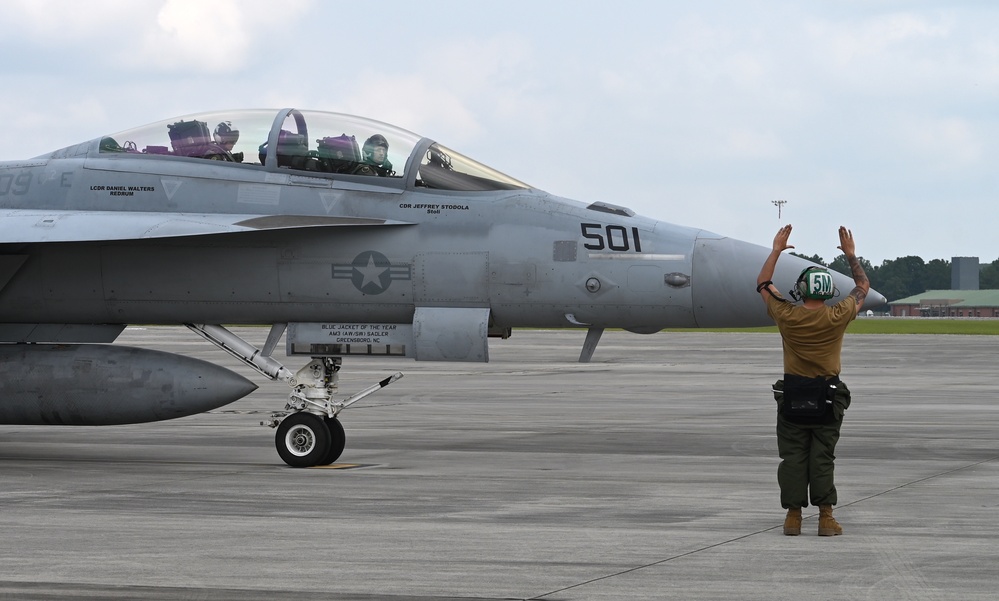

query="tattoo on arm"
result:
[847,255,869,305]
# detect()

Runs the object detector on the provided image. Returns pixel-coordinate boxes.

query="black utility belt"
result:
[776,374,840,424]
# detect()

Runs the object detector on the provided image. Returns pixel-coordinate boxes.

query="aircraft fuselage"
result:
[1,156,714,331]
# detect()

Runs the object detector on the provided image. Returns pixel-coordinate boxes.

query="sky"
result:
[0,0,996,265]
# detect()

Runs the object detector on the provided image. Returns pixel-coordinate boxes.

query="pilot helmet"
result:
[795,266,835,301]
[213,121,240,146]
[362,134,389,161]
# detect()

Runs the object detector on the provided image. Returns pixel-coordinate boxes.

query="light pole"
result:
[772,199,787,220]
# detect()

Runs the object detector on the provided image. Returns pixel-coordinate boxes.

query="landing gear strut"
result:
[187,324,402,467]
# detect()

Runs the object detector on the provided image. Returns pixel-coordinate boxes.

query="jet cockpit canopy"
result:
[95,108,530,192]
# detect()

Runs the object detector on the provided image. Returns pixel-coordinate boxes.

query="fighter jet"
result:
[0,108,885,466]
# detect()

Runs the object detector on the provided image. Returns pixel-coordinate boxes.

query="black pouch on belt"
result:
[780,374,839,424]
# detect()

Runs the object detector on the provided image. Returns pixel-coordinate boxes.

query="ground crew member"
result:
[756,224,869,536]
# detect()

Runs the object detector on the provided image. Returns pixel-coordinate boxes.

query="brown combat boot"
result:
[783,507,802,536]
[818,504,843,536]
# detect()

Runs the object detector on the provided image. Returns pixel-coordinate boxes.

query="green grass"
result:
[845,319,999,335]
[665,319,999,335]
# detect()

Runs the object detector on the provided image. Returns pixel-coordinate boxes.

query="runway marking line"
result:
[309,463,369,470]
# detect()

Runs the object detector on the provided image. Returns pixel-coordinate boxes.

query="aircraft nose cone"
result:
[690,232,885,327]
[865,288,888,308]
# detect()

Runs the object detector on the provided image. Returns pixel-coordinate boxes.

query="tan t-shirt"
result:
[765,295,857,378]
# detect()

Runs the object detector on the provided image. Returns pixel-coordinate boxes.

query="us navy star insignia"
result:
[332,251,411,295]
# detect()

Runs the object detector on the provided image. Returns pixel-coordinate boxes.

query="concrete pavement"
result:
[1,328,996,599]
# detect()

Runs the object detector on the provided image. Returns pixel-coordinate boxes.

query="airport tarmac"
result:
[1,327,997,600]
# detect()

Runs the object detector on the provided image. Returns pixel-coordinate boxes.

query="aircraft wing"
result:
[0,209,410,243]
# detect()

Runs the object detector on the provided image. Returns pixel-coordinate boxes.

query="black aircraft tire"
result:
[275,413,331,467]
[318,417,346,465]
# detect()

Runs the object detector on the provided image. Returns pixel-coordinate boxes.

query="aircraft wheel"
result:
[318,417,346,465]
[275,412,331,467]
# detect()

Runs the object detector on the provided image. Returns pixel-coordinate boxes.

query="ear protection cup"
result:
[795,272,809,298]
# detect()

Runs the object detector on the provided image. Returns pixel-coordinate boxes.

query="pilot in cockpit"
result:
[361,134,394,176]
[213,121,243,163]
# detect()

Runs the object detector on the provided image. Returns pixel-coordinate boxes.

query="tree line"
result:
[789,253,999,302]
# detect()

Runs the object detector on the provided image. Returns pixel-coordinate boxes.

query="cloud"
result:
[812,11,953,67]
[128,0,313,73]
[140,0,252,72]
[802,11,961,95]
[339,73,484,145]
[898,115,985,173]
[720,128,787,160]
[333,33,542,147]
[1,0,139,37]
[1,0,313,74]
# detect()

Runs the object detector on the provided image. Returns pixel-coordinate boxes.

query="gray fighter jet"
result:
[0,108,884,466]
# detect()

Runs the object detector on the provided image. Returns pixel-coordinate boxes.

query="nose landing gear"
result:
[268,356,401,467]
[187,324,402,467]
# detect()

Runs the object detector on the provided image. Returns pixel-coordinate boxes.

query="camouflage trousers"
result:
[773,379,852,508]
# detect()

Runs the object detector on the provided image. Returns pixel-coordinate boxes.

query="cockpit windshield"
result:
[97,108,530,190]
[416,143,529,191]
